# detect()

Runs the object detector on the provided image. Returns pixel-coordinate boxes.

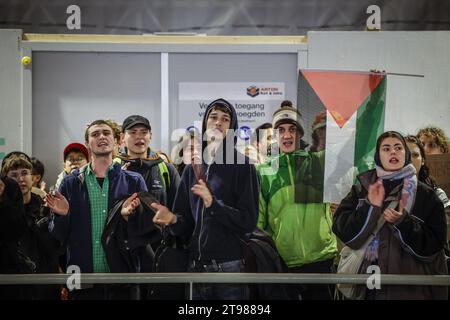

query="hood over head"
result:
[201,98,242,164]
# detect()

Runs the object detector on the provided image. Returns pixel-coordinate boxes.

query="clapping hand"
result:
[45,191,70,215]
[368,179,385,207]
[121,193,140,221]
[384,199,404,224]
[152,203,177,226]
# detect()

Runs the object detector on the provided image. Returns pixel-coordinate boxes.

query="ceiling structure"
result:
[1,0,449,35]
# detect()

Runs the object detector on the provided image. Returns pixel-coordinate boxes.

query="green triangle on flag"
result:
[302,70,385,128]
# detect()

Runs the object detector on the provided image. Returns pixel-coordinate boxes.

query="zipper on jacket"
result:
[286,155,295,194]
[197,164,211,262]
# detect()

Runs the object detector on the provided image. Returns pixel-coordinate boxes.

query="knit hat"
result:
[312,111,327,132]
[272,100,304,137]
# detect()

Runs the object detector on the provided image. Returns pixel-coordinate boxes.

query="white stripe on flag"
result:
[324,111,358,204]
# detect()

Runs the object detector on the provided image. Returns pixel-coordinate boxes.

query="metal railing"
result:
[1,273,449,300]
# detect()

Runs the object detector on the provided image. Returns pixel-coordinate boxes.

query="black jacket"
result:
[20,193,61,299]
[102,192,161,273]
[0,177,26,247]
[120,152,180,208]
[0,178,28,299]
[22,194,61,273]
[333,169,448,300]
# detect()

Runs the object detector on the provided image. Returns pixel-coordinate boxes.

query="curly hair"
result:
[417,126,449,154]
[104,119,122,144]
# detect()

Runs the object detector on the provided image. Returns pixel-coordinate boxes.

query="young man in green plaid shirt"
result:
[48,119,149,300]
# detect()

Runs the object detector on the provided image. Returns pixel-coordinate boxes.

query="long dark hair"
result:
[405,135,437,189]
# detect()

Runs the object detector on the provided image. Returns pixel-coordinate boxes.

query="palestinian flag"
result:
[298,70,387,203]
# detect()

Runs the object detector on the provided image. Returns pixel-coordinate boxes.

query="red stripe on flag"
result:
[302,70,384,128]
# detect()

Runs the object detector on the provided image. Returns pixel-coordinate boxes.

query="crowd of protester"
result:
[0,98,449,300]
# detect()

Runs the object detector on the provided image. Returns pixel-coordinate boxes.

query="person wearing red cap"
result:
[54,142,89,189]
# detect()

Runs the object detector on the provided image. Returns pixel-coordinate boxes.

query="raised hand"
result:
[45,191,70,216]
[152,202,177,226]
[191,179,213,208]
[368,178,385,207]
[121,193,140,221]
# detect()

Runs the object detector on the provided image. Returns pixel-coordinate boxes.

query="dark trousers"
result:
[188,259,249,300]
[288,259,334,300]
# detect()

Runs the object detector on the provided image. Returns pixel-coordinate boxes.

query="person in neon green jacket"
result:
[257,100,337,300]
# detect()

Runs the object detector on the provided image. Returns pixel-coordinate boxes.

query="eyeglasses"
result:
[66,157,85,163]
[7,171,32,180]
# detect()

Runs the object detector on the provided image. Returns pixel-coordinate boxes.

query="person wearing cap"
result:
[257,100,337,300]
[54,142,89,189]
[120,115,180,210]
[47,119,149,300]
[151,99,259,300]
[119,115,180,298]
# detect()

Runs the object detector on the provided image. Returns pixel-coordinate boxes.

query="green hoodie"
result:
[257,150,337,267]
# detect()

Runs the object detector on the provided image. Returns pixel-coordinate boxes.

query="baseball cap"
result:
[122,115,151,132]
[63,143,89,161]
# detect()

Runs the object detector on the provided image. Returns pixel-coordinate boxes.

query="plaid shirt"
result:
[85,164,112,273]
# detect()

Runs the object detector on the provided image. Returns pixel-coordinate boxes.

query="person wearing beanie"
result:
[54,142,89,189]
[257,99,337,300]
[333,131,447,299]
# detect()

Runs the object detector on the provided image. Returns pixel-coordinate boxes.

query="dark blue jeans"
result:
[288,258,334,300]
[188,259,249,300]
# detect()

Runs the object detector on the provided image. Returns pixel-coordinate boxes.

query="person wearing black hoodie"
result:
[152,98,259,300]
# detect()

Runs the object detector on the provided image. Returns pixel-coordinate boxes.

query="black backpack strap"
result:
[105,197,128,227]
